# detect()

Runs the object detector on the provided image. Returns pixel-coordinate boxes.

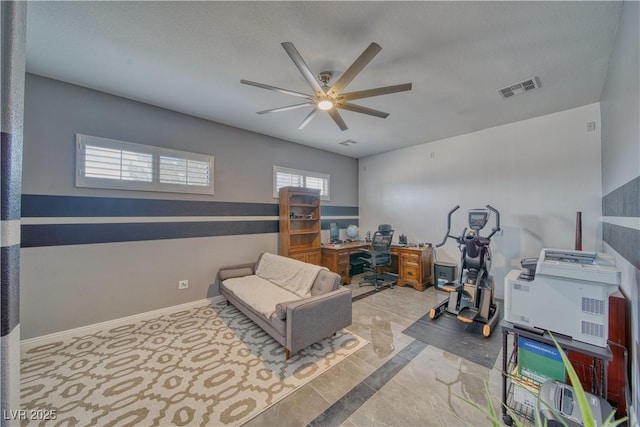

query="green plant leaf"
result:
[548,333,596,427]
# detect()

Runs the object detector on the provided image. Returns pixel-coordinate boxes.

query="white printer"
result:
[504,248,621,348]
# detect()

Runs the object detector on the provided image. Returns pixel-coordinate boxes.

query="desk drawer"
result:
[338,252,350,266]
[402,265,419,281]
[400,252,419,264]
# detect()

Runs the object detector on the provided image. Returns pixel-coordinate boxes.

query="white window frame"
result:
[76,134,214,195]
[273,165,330,201]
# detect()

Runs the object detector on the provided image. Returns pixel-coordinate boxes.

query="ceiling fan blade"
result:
[298,108,319,130]
[241,79,314,99]
[327,108,348,131]
[340,83,412,101]
[327,42,382,97]
[281,42,324,96]
[338,102,389,119]
[257,102,314,114]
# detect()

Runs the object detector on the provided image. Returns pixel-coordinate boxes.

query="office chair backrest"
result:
[372,227,394,252]
[378,224,393,234]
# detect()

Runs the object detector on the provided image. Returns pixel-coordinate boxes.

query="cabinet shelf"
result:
[279,186,322,265]
[289,203,319,208]
[289,244,319,252]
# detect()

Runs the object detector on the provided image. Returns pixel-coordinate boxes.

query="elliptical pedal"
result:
[440,282,463,292]
[456,307,479,323]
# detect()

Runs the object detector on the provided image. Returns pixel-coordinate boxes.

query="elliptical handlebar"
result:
[485,204,501,239]
[435,204,501,247]
[435,205,460,247]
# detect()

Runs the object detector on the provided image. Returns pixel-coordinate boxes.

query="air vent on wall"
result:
[498,77,540,99]
[339,140,358,146]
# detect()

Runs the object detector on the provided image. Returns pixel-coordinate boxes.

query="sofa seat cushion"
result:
[255,252,327,298]
[222,274,301,319]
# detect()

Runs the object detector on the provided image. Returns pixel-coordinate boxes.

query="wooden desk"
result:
[321,242,368,284]
[321,243,434,291]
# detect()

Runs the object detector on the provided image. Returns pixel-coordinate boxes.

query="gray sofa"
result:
[217,253,352,359]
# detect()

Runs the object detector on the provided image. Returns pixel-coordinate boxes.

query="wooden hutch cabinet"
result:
[278,186,322,265]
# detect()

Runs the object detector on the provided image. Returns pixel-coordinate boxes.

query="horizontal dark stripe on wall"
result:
[22,195,279,218]
[321,219,359,230]
[602,176,640,217]
[603,222,640,270]
[22,220,278,247]
[22,195,359,219]
[320,205,359,216]
[1,245,20,336]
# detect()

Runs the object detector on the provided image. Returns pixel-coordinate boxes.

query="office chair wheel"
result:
[482,324,491,337]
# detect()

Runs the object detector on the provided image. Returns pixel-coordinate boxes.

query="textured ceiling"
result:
[25,1,623,158]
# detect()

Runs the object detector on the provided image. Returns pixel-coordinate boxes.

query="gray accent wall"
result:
[1,1,26,422]
[21,74,358,339]
[23,74,358,205]
[600,1,639,423]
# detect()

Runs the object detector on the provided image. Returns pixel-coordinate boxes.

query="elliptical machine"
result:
[428,205,501,337]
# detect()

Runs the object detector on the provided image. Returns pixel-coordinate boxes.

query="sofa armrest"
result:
[286,287,352,354]
[217,262,256,282]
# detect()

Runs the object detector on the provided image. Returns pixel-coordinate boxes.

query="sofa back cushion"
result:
[255,252,327,298]
[310,269,341,296]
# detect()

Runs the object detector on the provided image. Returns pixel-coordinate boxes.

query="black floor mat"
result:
[402,300,503,369]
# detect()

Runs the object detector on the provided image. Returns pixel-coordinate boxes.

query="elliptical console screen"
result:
[468,210,489,230]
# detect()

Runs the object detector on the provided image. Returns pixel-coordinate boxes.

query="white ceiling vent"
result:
[498,77,540,99]
[339,140,358,146]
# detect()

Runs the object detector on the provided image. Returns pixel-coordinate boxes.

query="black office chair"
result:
[358,224,394,291]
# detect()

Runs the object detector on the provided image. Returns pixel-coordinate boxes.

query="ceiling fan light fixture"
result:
[317,99,334,111]
[241,42,412,130]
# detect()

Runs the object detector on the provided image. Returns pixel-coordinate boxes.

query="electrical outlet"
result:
[178,280,189,290]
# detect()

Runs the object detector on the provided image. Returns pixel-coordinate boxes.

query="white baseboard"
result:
[630,404,638,427]
[21,296,226,349]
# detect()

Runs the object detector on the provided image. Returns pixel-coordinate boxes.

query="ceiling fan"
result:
[241,42,412,131]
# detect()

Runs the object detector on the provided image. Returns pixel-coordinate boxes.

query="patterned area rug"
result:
[21,299,367,426]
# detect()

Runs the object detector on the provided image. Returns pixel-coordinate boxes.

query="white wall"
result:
[359,103,603,298]
[600,2,640,197]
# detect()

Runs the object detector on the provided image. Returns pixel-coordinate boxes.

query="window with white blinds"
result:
[273,166,330,200]
[159,156,210,187]
[76,134,214,194]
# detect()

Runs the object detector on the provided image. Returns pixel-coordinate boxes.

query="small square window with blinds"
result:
[76,134,214,195]
[273,166,330,200]
[84,145,153,183]
[159,156,211,187]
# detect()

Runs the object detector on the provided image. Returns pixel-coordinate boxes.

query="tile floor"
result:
[245,278,507,427]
